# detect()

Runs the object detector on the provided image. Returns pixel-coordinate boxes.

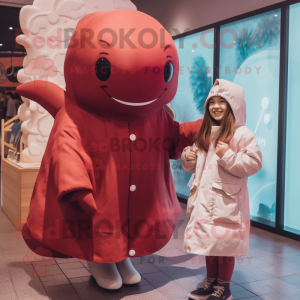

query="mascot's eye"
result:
[95,58,111,81]
[164,62,173,83]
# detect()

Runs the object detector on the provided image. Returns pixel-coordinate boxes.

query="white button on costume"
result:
[130,134,136,141]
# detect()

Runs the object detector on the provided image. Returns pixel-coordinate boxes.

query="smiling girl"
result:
[181,79,262,300]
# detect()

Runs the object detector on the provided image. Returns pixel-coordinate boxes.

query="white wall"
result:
[131,0,287,35]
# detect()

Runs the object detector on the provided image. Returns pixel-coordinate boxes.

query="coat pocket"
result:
[211,182,241,225]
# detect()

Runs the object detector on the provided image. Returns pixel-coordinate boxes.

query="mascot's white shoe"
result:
[116,258,141,285]
[87,261,122,290]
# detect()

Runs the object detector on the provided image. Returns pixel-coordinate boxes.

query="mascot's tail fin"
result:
[16,81,65,118]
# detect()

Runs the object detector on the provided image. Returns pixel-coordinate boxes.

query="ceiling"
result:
[0,0,286,54]
[0,0,33,7]
[0,5,25,55]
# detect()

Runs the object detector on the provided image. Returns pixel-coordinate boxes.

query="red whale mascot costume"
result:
[17,10,202,289]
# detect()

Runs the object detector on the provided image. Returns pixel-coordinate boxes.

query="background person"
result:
[0,89,5,119]
[3,92,17,157]
[6,92,17,121]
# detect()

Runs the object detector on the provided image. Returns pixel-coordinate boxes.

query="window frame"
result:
[174,0,300,242]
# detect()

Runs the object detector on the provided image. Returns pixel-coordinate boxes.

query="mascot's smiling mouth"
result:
[101,86,167,106]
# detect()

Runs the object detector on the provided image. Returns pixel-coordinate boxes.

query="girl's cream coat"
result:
[181,79,262,257]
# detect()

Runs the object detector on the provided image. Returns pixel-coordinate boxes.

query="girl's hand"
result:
[186,146,198,161]
[215,141,230,158]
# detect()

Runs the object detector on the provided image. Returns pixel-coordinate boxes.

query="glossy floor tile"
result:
[1,203,300,300]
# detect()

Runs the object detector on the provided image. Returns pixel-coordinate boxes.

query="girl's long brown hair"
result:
[195,97,235,152]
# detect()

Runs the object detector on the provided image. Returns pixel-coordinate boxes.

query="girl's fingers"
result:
[187,153,196,160]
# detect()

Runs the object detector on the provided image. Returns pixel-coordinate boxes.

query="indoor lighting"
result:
[0,44,2,46]
[9,27,13,30]
[275,14,278,17]
[192,50,194,52]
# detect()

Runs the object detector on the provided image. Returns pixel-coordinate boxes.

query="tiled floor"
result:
[1,204,300,300]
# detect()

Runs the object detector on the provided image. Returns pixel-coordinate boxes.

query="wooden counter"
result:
[1,158,39,230]
[1,117,40,230]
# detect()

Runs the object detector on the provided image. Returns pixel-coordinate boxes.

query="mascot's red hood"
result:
[64,9,179,121]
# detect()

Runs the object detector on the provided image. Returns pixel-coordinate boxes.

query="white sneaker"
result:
[116,258,141,285]
[87,261,122,290]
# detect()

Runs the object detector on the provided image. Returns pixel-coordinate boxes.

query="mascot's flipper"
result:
[17,81,65,118]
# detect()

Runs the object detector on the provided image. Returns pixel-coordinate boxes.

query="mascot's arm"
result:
[67,191,97,216]
[169,117,203,160]
[16,81,65,118]
[49,126,97,216]
[17,83,96,215]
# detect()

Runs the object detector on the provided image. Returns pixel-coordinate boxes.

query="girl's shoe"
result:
[188,277,218,300]
[206,281,232,300]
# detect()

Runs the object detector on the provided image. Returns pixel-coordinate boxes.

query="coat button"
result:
[130,134,136,141]
[129,250,135,256]
[130,185,136,192]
